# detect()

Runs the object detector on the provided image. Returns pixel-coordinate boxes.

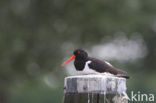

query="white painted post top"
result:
[64,74,127,94]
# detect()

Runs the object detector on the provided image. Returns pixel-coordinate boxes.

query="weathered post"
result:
[63,74,128,103]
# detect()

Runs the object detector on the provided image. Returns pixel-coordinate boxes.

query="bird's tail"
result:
[116,74,130,79]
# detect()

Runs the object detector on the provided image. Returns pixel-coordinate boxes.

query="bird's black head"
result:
[73,49,88,59]
[61,49,88,66]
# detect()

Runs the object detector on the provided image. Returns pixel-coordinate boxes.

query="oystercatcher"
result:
[62,49,129,79]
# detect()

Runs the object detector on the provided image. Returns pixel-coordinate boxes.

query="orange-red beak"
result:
[61,55,76,66]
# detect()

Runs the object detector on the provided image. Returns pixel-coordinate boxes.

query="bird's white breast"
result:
[77,61,99,75]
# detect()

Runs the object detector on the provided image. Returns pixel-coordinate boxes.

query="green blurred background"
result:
[0,0,156,103]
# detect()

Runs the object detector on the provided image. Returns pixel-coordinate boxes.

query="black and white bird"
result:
[62,49,129,79]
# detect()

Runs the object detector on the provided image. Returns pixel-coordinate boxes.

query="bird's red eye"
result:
[78,51,80,54]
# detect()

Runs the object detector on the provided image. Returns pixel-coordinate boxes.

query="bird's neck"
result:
[74,57,88,71]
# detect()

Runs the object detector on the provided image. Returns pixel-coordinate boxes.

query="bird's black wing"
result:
[87,57,129,78]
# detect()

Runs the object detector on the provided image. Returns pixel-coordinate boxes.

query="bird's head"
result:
[61,49,88,66]
[73,49,88,59]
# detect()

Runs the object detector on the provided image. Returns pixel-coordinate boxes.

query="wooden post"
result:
[63,75,128,103]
